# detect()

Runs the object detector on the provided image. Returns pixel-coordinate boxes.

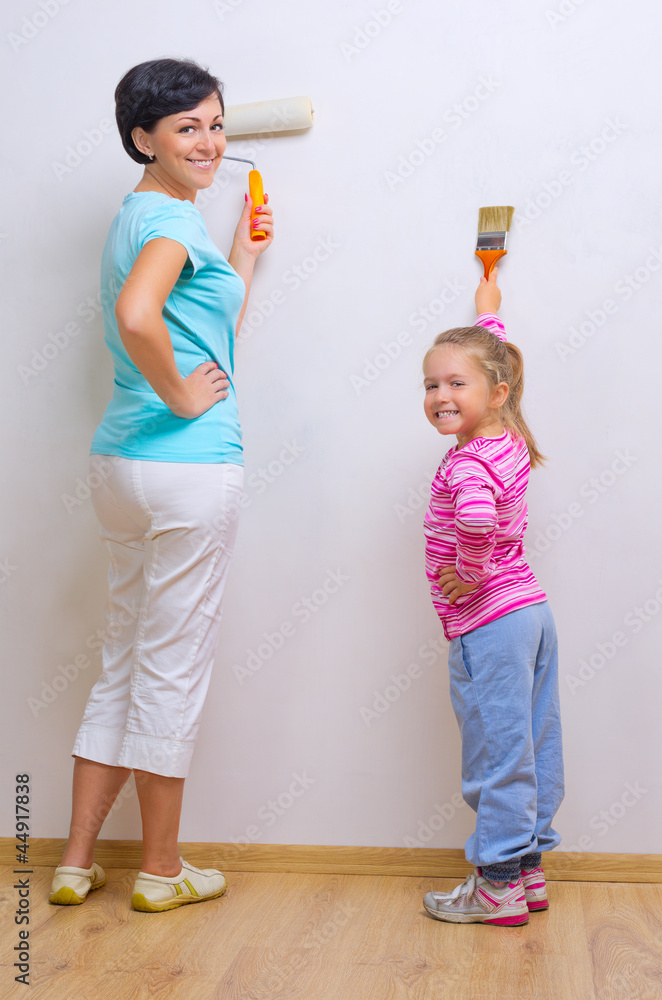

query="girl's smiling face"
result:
[423,345,508,447]
[132,94,226,199]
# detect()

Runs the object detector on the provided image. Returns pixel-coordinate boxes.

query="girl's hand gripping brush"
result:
[223,97,314,242]
[475,206,515,278]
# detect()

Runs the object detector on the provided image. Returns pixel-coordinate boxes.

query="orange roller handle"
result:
[249,169,266,242]
[475,248,507,279]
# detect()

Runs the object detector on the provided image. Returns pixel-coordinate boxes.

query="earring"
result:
[148,153,154,161]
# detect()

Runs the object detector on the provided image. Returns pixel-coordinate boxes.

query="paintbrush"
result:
[475,206,515,278]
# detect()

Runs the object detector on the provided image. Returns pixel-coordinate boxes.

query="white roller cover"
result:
[224,97,314,138]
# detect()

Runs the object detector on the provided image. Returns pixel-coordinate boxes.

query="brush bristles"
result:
[477,206,515,234]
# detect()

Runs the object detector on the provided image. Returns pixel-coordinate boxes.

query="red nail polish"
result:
[244,193,248,202]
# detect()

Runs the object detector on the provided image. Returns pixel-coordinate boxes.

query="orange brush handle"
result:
[249,169,266,242]
[475,248,507,279]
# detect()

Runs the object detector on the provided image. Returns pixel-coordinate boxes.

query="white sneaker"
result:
[49,862,106,905]
[423,868,529,926]
[521,866,549,911]
[131,858,227,912]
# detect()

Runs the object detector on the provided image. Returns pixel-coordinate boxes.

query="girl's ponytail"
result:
[502,342,545,469]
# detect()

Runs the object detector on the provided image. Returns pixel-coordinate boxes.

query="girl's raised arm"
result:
[475,268,502,316]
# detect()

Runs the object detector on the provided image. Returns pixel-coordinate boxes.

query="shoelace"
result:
[448,871,478,902]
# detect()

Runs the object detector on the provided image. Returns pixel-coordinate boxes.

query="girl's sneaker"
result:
[521,867,549,911]
[49,862,106,905]
[131,859,227,912]
[423,868,529,926]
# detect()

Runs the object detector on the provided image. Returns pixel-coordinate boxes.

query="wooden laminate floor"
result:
[1,867,661,999]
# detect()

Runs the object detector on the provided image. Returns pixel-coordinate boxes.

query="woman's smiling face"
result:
[132,94,226,198]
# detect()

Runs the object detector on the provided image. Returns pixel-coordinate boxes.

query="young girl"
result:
[421,269,563,926]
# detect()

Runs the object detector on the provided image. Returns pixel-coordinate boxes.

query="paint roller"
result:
[222,96,314,240]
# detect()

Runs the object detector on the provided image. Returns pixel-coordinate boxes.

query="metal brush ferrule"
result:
[476,231,508,252]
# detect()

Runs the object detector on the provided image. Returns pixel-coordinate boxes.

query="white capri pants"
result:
[73,455,243,778]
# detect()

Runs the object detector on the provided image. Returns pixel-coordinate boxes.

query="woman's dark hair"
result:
[115,58,224,164]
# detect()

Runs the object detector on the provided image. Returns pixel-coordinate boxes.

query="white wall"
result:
[2,0,660,855]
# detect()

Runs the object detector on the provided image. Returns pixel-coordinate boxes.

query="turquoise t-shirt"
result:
[91,192,246,463]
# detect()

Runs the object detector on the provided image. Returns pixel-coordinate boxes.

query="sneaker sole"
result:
[131,885,227,913]
[423,904,529,926]
[526,899,549,911]
[49,879,106,906]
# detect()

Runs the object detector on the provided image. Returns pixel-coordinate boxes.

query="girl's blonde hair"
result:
[423,326,544,469]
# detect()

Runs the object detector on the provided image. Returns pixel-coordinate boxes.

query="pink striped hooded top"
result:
[423,312,546,640]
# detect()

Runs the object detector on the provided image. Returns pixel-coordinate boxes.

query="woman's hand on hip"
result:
[437,566,478,605]
[170,362,230,419]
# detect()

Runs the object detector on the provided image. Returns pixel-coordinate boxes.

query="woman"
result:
[50,58,273,912]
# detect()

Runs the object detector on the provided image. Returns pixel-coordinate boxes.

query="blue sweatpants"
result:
[447,601,564,869]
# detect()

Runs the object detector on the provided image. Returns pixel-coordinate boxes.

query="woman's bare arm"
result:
[227,195,274,335]
[115,237,229,418]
